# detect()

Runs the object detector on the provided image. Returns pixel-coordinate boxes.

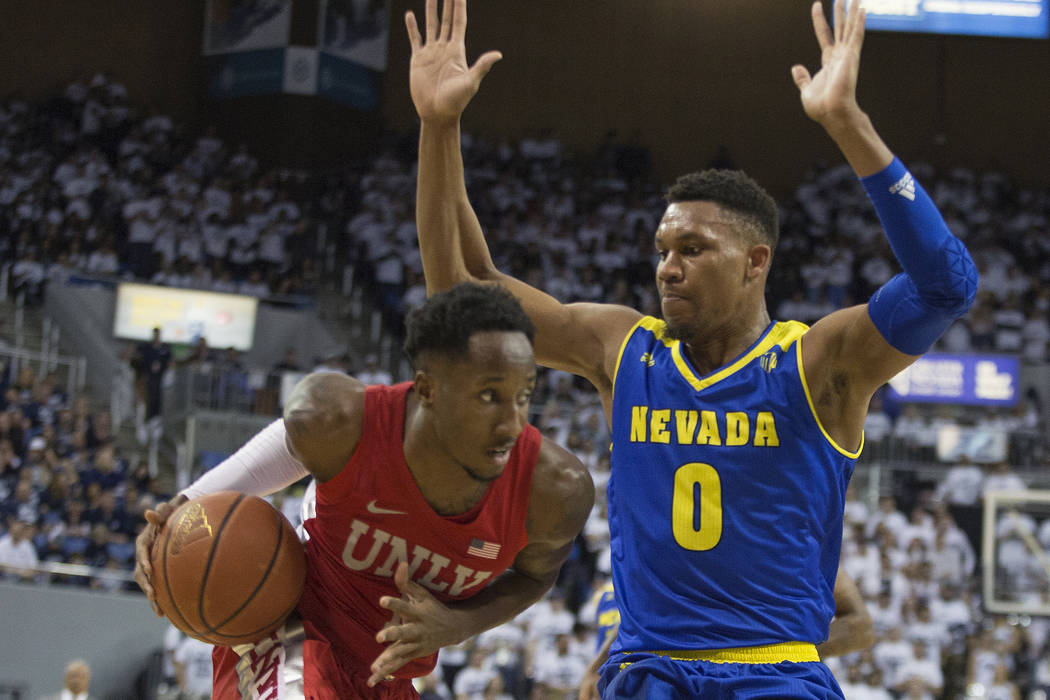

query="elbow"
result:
[928,237,979,317]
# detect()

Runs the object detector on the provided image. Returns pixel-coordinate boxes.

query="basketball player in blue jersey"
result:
[576,564,875,699]
[406,0,978,696]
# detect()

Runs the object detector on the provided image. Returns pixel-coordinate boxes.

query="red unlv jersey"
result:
[297,382,540,680]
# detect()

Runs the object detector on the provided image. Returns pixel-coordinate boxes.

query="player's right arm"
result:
[407,0,640,395]
[134,372,365,611]
[578,624,618,700]
[815,563,875,658]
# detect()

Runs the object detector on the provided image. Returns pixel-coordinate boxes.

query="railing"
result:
[15,560,138,585]
[0,346,86,397]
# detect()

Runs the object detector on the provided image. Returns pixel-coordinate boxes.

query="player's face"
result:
[431,330,537,482]
[654,201,754,341]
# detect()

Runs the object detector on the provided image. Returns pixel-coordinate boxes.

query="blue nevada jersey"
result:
[608,317,860,653]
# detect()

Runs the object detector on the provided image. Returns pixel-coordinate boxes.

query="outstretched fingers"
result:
[440,0,455,42]
[811,0,833,51]
[425,0,439,43]
[834,0,846,43]
[452,0,469,42]
[405,11,422,52]
[846,0,866,49]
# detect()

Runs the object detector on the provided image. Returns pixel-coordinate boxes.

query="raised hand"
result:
[367,562,461,687]
[791,0,867,128]
[406,0,502,125]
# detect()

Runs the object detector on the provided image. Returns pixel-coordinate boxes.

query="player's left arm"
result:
[816,563,875,658]
[792,0,978,448]
[366,439,594,686]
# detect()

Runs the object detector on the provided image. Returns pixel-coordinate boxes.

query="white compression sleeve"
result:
[180,419,310,500]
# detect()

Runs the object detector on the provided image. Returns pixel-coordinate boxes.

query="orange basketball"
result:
[150,491,306,646]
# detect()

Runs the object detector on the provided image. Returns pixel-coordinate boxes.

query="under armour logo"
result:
[889,172,916,201]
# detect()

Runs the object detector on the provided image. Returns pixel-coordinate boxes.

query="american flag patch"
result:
[467,538,500,559]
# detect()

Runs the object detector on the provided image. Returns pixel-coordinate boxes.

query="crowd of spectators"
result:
[1,75,1049,699]
[0,358,167,590]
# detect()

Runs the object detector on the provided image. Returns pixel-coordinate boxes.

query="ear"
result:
[746,244,772,281]
[413,369,434,406]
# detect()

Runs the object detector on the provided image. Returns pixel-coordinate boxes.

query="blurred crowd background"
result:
[1,46,1048,700]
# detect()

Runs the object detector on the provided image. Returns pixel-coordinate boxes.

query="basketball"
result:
[150,491,306,646]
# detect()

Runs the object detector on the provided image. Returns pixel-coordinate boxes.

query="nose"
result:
[495,400,526,441]
[656,251,682,283]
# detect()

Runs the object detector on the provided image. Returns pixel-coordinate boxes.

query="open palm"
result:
[792,0,866,126]
[406,0,502,124]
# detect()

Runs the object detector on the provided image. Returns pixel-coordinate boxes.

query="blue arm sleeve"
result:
[861,158,979,355]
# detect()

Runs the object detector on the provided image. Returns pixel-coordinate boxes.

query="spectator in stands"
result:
[0,519,39,581]
[983,460,1027,495]
[132,327,171,445]
[933,455,984,506]
[355,352,392,386]
[174,634,214,700]
[453,647,496,700]
[40,658,94,700]
[874,624,914,690]
[531,632,587,700]
[11,248,47,305]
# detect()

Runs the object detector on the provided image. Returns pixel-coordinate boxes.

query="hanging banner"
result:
[203,0,293,56]
[317,0,391,108]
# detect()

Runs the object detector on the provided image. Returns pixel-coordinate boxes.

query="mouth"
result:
[486,444,515,467]
[661,292,689,308]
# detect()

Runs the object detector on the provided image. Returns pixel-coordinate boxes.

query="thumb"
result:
[394,561,411,591]
[470,50,503,81]
[393,561,429,599]
[790,64,811,91]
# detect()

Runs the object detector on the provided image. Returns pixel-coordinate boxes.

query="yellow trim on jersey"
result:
[668,320,809,392]
[620,641,820,666]
[612,316,670,389]
[612,317,645,391]
[795,335,864,459]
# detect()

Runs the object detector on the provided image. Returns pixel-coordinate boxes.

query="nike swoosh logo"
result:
[366,500,408,516]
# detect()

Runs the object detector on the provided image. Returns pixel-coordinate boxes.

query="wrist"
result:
[419,114,462,131]
[818,108,873,141]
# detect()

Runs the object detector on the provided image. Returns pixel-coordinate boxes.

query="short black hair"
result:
[665,169,779,251]
[403,283,535,367]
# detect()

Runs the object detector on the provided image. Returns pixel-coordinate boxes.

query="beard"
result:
[663,317,699,342]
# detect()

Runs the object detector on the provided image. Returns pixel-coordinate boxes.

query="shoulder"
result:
[285,372,366,418]
[526,437,594,545]
[283,372,367,481]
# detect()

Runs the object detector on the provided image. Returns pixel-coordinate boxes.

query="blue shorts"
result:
[599,652,845,700]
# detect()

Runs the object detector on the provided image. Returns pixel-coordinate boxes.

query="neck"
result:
[402,395,489,517]
[680,306,771,375]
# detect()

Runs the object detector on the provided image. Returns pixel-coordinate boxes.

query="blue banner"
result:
[864,0,1049,38]
[317,52,381,110]
[204,48,286,98]
[887,353,1020,406]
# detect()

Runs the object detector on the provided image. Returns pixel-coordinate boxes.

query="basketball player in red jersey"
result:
[133,283,594,698]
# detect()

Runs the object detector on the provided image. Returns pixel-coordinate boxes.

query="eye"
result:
[480,389,496,403]
[516,390,533,406]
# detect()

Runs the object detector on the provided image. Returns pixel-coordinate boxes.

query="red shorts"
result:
[211,616,418,699]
